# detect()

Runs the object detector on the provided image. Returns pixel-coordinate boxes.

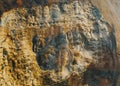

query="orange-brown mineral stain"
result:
[16,0,23,6]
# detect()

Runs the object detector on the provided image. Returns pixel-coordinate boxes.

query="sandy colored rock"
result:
[0,0,119,86]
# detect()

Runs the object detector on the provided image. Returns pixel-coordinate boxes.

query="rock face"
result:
[0,0,118,86]
[90,0,120,85]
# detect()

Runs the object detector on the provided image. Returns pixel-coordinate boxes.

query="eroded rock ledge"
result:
[0,0,118,86]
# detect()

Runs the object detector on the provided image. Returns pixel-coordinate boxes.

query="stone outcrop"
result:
[0,0,118,86]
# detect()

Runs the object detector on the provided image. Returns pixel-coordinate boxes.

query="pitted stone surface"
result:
[0,0,118,86]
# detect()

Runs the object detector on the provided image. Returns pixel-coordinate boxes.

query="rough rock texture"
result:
[90,0,120,85]
[0,0,119,86]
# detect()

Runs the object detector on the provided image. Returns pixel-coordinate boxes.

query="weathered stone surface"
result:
[0,0,119,86]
